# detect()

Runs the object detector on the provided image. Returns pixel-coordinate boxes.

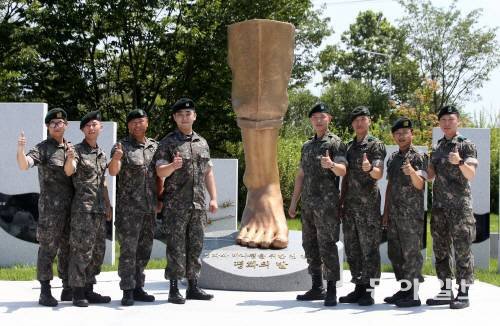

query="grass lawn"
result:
[1,218,499,285]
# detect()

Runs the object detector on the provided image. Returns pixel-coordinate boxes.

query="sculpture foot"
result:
[236,184,288,249]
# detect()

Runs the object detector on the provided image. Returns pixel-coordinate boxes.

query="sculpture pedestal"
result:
[199,230,344,291]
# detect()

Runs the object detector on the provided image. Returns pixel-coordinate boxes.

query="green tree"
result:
[0,0,36,101]
[399,0,500,112]
[18,0,330,152]
[318,10,420,102]
[320,79,390,139]
[283,88,318,137]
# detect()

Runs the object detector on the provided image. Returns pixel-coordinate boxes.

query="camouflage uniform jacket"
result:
[344,134,386,205]
[71,140,108,213]
[431,134,478,210]
[26,137,74,212]
[154,130,212,210]
[300,131,347,209]
[112,136,158,215]
[386,146,428,220]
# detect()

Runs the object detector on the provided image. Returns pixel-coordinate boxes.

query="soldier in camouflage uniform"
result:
[65,111,112,307]
[16,108,73,306]
[109,109,158,306]
[426,105,478,310]
[383,117,427,307]
[155,98,218,304]
[289,103,347,307]
[339,106,386,306]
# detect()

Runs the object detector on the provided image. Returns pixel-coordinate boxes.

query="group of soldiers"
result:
[290,103,477,310]
[16,98,217,307]
[16,98,477,311]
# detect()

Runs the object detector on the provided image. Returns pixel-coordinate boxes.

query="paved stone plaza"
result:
[1,269,498,326]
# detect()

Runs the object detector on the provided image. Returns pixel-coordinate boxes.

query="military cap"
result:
[171,98,195,113]
[391,117,413,133]
[308,102,330,117]
[350,106,370,122]
[80,110,102,129]
[126,109,148,123]
[438,105,459,119]
[44,108,67,124]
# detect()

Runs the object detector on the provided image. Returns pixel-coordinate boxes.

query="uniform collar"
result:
[313,131,332,142]
[439,133,460,144]
[353,134,369,145]
[397,145,415,157]
[126,135,153,148]
[81,139,102,154]
[174,129,200,142]
[47,136,66,147]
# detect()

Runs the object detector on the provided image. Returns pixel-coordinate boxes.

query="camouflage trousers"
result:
[431,207,475,285]
[116,212,155,290]
[36,209,71,284]
[163,209,206,280]
[387,213,424,283]
[301,205,340,281]
[68,212,106,287]
[342,207,381,285]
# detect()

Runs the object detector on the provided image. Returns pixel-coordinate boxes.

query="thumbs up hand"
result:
[17,130,26,148]
[66,142,75,161]
[172,151,183,170]
[401,158,414,176]
[361,152,372,172]
[320,149,335,169]
[112,142,123,161]
[448,145,461,165]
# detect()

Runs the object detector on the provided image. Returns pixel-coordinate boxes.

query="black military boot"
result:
[133,287,155,302]
[168,279,185,304]
[384,283,407,304]
[297,274,325,301]
[395,284,421,308]
[121,289,134,306]
[38,280,58,307]
[84,284,111,304]
[72,287,89,307]
[358,285,375,306]
[60,281,72,302]
[450,286,469,309]
[426,284,453,306]
[339,284,364,304]
[324,281,337,307]
[186,279,214,300]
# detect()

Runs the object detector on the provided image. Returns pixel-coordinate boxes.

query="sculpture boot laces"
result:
[133,287,155,302]
[339,283,364,303]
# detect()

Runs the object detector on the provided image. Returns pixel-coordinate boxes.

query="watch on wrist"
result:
[368,165,374,173]
[459,159,465,166]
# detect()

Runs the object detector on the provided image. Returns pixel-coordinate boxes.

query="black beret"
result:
[391,117,413,133]
[126,109,148,123]
[308,102,330,117]
[80,110,102,129]
[350,106,370,122]
[171,98,195,113]
[438,105,459,119]
[44,108,67,124]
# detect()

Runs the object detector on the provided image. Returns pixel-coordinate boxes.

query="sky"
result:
[309,0,500,118]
